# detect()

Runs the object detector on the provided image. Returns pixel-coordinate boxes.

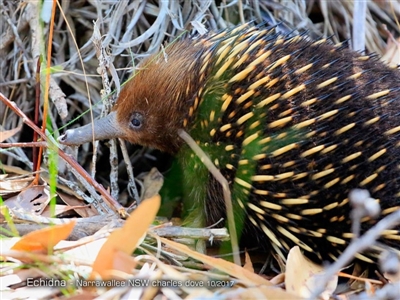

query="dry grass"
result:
[2,1,400,150]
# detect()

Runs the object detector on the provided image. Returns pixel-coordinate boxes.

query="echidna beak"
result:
[58,111,124,145]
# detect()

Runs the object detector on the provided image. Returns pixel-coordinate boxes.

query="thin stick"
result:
[0,142,47,148]
[33,57,41,172]
[178,129,241,266]
[34,0,57,185]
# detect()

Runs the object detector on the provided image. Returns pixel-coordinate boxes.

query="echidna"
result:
[59,24,400,263]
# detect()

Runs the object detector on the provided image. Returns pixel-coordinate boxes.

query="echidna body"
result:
[59,24,400,263]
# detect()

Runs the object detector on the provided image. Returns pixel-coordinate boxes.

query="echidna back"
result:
[176,25,400,262]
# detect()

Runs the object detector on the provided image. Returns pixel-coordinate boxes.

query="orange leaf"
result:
[90,194,161,279]
[11,220,76,252]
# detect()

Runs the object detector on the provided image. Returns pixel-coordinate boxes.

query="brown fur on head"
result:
[113,40,206,153]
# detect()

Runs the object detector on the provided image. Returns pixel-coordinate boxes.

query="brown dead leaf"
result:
[0,125,22,142]
[285,246,338,300]
[5,185,53,214]
[90,194,161,279]
[58,191,98,217]
[154,236,272,286]
[0,175,34,196]
[11,220,76,252]
[41,204,82,218]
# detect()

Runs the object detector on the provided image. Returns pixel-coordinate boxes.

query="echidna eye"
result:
[130,112,143,129]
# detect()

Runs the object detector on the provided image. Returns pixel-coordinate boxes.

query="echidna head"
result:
[59,41,205,153]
